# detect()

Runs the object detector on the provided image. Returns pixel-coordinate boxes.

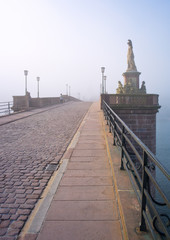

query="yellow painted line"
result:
[101,112,129,240]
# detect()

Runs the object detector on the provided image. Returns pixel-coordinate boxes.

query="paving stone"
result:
[15,194,26,199]
[8,228,20,236]
[18,215,28,221]
[0,209,10,214]
[65,169,112,177]
[10,214,19,220]
[0,228,8,236]
[0,237,16,240]
[60,176,113,186]
[0,198,6,204]
[17,209,31,215]
[9,209,17,214]
[72,149,107,157]
[10,220,25,229]
[25,199,37,205]
[0,220,10,228]
[67,160,109,170]
[1,214,10,220]
[46,200,118,221]
[5,198,16,204]
[54,186,114,201]
[16,199,26,204]
[37,221,122,240]
[18,233,38,240]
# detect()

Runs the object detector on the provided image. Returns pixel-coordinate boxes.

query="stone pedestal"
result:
[122,71,141,89]
[101,94,161,154]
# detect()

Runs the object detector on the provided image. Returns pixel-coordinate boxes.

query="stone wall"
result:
[30,97,60,108]
[113,109,157,154]
[12,93,80,112]
[13,93,30,111]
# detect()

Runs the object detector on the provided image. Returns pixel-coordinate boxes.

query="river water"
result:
[156,113,170,198]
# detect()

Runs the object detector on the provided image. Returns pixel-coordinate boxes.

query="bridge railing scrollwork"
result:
[103,100,170,240]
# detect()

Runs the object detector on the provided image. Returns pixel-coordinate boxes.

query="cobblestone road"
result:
[0,102,91,240]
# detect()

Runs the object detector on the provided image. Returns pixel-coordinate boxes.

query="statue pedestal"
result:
[101,93,161,154]
[123,71,141,89]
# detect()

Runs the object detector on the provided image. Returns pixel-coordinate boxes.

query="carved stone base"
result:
[122,71,141,89]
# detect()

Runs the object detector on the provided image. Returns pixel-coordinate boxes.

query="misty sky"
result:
[0,0,170,113]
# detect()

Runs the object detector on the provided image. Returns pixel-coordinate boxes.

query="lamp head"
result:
[101,67,105,73]
[24,70,28,76]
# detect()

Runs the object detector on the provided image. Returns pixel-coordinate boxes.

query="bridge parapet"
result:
[101,93,160,109]
[12,92,80,112]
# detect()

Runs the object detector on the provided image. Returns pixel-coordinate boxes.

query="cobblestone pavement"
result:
[0,102,91,240]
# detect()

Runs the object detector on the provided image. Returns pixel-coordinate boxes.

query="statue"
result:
[140,81,146,93]
[127,40,137,71]
[116,81,124,94]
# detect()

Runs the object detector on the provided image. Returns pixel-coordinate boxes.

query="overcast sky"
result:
[0,0,170,113]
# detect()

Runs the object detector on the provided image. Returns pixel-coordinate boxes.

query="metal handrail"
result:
[0,101,13,116]
[103,100,170,239]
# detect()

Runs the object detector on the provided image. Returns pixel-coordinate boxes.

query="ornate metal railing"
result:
[0,102,13,116]
[103,100,170,240]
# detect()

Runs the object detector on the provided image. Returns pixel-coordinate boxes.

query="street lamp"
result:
[24,70,28,95]
[37,77,40,98]
[101,67,105,94]
[103,75,107,94]
[66,84,68,95]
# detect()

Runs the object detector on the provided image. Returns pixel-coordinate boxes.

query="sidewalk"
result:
[19,102,124,240]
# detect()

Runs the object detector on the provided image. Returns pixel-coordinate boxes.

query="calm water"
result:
[155,113,170,236]
[156,113,170,201]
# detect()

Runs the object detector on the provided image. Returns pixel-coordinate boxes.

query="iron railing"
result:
[0,102,13,116]
[103,100,170,240]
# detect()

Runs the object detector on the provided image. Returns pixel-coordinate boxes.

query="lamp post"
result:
[37,77,40,98]
[101,67,105,94]
[66,84,68,95]
[24,70,28,95]
[69,86,71,96]
[103,75,107,94]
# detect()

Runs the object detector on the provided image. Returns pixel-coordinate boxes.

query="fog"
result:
[0,0,170,114]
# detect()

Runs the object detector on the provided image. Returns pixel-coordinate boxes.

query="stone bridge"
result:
[0,100,166,240]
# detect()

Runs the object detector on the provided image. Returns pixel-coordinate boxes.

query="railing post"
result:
[140,151,147,231]
[109,114,112,133]
[106,109,109,125]
[103,104,107,121]
[113,119,116,145]
[8,102,11,115]
[120,126,125,170]
[104,107,107,120]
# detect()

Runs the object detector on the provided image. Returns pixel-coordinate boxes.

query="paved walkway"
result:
[21,102,124,240]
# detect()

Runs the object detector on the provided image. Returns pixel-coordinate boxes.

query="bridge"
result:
[0,99,169,240]
[0,40,169,239]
